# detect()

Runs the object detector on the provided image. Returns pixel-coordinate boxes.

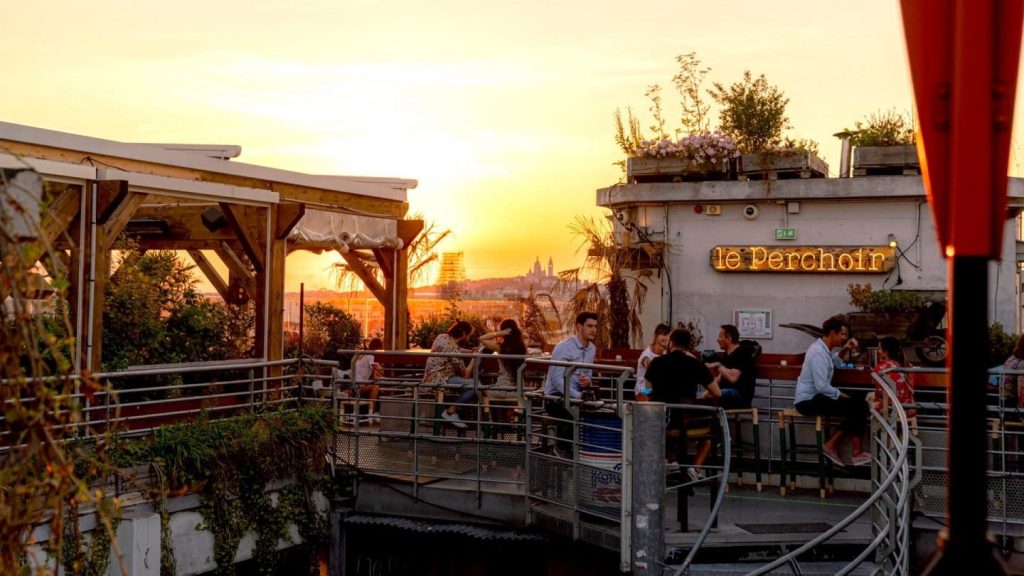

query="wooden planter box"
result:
[626,157,736,183]
[740,152,828,180]
[846,311,919,341]
[852,145,920,176]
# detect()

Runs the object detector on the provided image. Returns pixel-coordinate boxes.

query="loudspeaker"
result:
[201,207,226,232]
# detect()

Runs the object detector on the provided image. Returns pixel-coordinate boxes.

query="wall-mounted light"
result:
[887,233,899,248]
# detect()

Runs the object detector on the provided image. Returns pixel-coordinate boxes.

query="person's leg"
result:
[446,375,477,413]
[544,395,573,454]
[798,395,849,459]
[718,388,745,410]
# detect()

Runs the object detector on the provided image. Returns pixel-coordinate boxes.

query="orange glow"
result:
[5,0,1024,287]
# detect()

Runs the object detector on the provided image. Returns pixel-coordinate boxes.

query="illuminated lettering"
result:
[819,250,835,271]
[751,247,768,269]
[709,246,895,273]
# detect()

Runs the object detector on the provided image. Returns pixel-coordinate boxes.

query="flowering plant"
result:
[634,131,740,170]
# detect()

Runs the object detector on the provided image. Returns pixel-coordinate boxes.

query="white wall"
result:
[603,177,1022,353]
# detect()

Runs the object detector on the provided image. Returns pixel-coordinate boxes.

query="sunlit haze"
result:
[5,0,1024,291]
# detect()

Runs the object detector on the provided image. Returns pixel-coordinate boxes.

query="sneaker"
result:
[851,452,872,467]
[441,410,467,429]
[686,467,701,484]
[823,445,845,467]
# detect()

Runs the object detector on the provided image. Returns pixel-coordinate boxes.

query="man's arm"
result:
[810,350,841,398]
[545,341,568,395]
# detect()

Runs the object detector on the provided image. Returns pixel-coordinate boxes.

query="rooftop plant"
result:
[847,283,925,313]
[710,71,792,154]
[837,109,915,147]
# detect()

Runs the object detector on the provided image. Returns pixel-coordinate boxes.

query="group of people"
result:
[341,312,920,473]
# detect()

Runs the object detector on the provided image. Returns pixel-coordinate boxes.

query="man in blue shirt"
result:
[794,316,869,466]
[543,311,598,454]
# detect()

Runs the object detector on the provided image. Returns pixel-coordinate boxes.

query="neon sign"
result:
[710,246,896,273]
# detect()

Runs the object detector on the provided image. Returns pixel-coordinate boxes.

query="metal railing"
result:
[744,368,913,576]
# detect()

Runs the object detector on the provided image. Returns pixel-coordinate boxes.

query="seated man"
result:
[543,311,598,454]
[794,316,869,466]
[644,328,715,478]
[703,324,758,409]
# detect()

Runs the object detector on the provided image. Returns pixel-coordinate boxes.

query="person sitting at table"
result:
[349,337,384,421]
[635,323,671,401]
[794,316,869,467]
[1002,334,1024,408]
[702,324,758,409]
[423,320,480,429]
[645,328,716,480]
[479,318,527,423]
[871,336,916,418]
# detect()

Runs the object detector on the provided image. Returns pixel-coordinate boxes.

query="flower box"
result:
[626,157,737,183]
[740,151,828,180]
[852,145,920,176]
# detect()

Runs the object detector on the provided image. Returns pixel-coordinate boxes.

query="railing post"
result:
[413,383,420,500]
[248,369,255,414]
[630,401,665,575]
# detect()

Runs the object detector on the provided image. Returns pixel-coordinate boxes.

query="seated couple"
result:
[423,318,528,430]
[637,323,757,410]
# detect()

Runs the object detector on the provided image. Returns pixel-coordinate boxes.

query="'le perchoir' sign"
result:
[710,245,896,273]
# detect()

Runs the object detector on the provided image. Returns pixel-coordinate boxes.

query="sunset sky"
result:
[4,1,1022,290]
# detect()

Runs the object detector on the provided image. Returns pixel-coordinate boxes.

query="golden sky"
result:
[4,1,1021,290]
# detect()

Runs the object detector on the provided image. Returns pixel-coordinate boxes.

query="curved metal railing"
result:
[744,368,913,576]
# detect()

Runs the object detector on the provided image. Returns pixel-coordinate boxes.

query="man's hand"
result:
[579,373,593,388]
[845,337,859,350]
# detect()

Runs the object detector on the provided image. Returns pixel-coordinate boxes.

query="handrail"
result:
[671,403,732,575]
[744,369,911,575]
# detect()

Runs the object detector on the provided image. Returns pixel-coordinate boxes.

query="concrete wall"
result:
[602,176,1023,353]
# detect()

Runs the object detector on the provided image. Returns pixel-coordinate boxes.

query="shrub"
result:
[989,322,1018,367]
[847,283,925,313]
[710,71,791,154]
[841,109,915,147]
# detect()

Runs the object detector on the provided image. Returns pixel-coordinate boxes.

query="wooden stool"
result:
[778,408,833,499]
[724,407,762,492]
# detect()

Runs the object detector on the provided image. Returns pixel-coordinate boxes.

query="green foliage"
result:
[103,240,253,370]
[673,52,712,134]
[109,405,336,575]
[846,283,925,313]
[710,71,791,154]
[644,84,669,140]
[409,312,489,349]
[841,109,915,147]
[990,322,1018,367]
[555,215,648,349]
[286,302,362,362]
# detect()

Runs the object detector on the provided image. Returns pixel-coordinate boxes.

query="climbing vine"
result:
[110,404,336,575]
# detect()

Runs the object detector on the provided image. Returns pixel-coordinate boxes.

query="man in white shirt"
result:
[794,316,869,466]
[635,323,671,400]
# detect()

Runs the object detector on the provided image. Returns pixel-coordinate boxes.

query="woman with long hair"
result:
[479,318,528,421]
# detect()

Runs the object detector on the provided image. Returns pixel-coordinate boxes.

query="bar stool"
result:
[724,407,762,491]
[778,407,833,498]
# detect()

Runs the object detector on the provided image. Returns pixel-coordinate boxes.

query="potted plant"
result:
[710,71,828,180]
[625,131,741,182]
[616,54,743,183]
[845,282,925,341]
[838,109,918,176]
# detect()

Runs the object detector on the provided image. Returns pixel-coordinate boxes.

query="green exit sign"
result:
[774,228,797,240]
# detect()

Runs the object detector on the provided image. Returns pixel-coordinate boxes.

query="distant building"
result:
[527,256,554,281]
[439,252,466,300]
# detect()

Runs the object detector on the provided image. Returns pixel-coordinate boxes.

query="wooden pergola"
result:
[0,122,422,373]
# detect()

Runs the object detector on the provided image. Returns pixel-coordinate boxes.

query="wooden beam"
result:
[131,239,243,251]
[0,139,410,218]
[220,203,266,273]
[215,242,257,298]
[337,249,386,303]
[397,219,425,247]
[99,189,149,250]
[275,203,305,240]
[372,248,395,280]
[40,187,81,245]
[132,205,238,242]
[265,231,286,371]
[188,250,229,301]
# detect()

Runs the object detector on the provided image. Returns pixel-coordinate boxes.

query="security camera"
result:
[614,210,626,223]
[743,204,759,220]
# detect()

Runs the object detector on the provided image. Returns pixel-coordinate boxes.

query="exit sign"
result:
[774,228,797,240]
